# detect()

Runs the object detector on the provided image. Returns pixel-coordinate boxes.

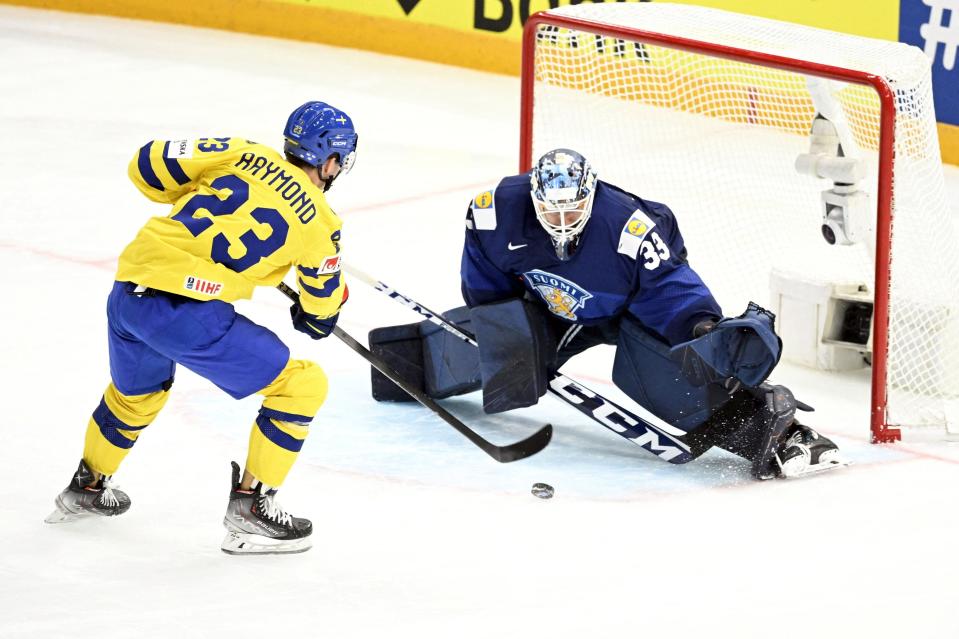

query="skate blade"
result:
[220,530,312,556]
[781,454,852,479]
[44,506,85,524]
[44,494,89,524]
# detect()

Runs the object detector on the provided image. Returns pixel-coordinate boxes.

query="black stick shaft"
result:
[278,282,551,463]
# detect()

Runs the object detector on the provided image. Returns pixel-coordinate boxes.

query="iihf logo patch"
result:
[184,276,223,297]
[523,270,592,321]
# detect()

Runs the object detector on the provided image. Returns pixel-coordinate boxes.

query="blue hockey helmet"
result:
[530,148,597,259]
[283,101,358,182]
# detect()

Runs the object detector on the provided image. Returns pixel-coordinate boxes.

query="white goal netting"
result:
[526,3,959,437]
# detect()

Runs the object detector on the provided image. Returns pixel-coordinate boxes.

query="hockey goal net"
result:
[521,3,959,442]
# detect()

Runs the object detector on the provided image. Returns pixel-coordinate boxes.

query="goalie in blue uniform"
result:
[371,149,844,479]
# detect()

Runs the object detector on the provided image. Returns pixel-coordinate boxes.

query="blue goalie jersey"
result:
[460,173,723,345]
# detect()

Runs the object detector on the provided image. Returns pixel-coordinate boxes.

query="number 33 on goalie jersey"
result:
[116,137,346,318]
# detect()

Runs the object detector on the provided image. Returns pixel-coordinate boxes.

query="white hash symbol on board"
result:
[920,0,959,70]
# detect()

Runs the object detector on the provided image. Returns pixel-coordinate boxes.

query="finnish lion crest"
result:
[522,270,593,321]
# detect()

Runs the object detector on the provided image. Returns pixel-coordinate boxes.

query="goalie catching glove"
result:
[669,302,782,389]
[290,284,348,340]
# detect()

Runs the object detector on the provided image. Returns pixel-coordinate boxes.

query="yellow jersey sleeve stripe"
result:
[298,273,340,299]
[136,142,165,191]
[161,141,191,185]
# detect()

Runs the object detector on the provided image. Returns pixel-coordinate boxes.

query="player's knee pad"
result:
[368,307,481,402]
[249,360,324,488]
[470,298,557,414]
[612,317,733,432]
[259,359,327,419]
[83,383,171,476]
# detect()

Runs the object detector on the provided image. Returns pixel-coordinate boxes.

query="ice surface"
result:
[2,6,959,637]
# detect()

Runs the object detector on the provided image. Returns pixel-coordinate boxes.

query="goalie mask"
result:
[530,148,597,260]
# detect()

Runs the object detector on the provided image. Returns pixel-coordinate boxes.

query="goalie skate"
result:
[220,462,312,555]
[45,459,131,524]
[776,424,850,478]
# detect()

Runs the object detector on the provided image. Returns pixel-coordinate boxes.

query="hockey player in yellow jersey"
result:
[45,101,358,555]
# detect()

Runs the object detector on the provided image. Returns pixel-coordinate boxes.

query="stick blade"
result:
[492,423,553,463]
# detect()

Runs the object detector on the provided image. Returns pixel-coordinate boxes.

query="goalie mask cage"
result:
[520,3,959,443]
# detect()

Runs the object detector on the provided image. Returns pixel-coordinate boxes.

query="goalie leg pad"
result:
[470,298,557,414]
[747,385,800,479]
[612,317,734,432]
[368,307,481,402]
[420,306,482,399]
[369,322,425,402]
[682,384,806,479]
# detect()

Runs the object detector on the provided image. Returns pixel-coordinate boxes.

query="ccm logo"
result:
[549,378,687,461]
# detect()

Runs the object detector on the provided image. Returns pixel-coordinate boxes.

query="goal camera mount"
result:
[794,114,874,250]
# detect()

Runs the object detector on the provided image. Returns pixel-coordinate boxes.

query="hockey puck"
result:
[531,482,554,499]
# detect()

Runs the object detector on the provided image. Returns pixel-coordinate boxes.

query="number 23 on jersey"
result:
[172,173,289,273]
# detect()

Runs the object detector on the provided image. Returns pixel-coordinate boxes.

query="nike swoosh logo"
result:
[508,242,528,250]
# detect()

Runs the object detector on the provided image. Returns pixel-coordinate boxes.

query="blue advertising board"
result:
[899,0,959,125]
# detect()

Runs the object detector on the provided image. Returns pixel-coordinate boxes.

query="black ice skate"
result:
[44,459,131,523]
[776,423,848,478]
[221,461,312,555]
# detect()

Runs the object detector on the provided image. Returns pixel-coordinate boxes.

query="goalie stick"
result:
[277,282,552,463]
[342,265,695,464]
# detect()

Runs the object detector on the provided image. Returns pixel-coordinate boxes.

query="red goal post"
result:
[519,4,958,443]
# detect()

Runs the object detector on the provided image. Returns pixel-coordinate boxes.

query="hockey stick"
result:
[277,282,552,463]
[343,265,695,464]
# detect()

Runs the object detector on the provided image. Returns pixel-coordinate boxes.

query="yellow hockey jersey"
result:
[116,137,346,318]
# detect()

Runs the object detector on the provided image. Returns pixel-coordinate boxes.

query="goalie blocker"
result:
[369,298,844,478]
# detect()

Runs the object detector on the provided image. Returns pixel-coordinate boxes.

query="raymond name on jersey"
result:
[118,136,345,318]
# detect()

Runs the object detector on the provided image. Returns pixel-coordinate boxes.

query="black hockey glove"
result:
[290,304,338,340]
[691,317,719,338]
[290,283,348,340]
